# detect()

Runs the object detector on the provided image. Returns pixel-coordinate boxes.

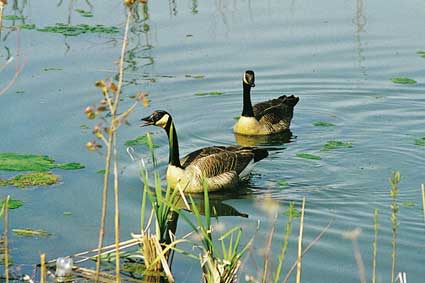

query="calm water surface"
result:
[0,0,424,282]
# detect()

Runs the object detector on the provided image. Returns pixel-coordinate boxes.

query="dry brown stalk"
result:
[40,254,46,283]
[94,8,133,283]
[3,195,9,283]
[421,184,425,223]
[261,211,278,283]
[0,0,6,31]
[296,197,306,283]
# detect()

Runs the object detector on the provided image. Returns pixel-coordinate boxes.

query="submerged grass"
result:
[296,153,321,160]
[321,140,352,151]
[194,91,224,96]
[313,121,335,127]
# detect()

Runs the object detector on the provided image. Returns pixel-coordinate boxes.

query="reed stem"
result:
[421,184,425,223]
[40,254,46,283]
[3,195,9,283]
[261,211,278,283]
[389,171,400,283]
[372,209,378,283]
[296,197,306,283]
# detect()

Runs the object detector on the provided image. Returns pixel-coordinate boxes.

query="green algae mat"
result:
[0,172,60,188]
[0,153,84,172]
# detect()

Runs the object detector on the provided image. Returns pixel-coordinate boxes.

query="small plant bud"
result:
[124,0,136,6]
[93,125,103,139]
[104,127,112,136]
[86,141,102,151]
[109,82,118,93]
[84,106,96,119]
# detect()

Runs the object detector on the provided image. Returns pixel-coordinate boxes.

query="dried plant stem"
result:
[113,141,120,282]
[94,8,132,283]
[0,3,4,32]
[421,184,425,223]
[273,203,294,283]
[40,254,46,283]
[261,212,278,283]
[389,171,400,283]
[3,195,9,283]
[95,137,113,282]
[296,197,306,283]
[284,215,334,283]
[372,209,378,283]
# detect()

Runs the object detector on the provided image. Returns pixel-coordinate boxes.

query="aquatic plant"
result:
[0,152,84,172]
[414,137,425,146]
[125,134,159,147]
[0,172,59,188]
[390,77,417,85]
[321,140,352,151]
[0,198,23,210]
[194,91,224,96]
[12,228,51,237]
[37,23,119,36]
[389,171,400,283]
[313,121,335,127]
[296,153,321,160]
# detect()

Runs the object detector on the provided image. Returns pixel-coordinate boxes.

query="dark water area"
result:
[0,0,424,282]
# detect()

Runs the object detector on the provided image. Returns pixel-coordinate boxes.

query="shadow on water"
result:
[234,130,294,149]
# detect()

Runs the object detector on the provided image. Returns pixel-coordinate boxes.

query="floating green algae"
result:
[63,211,73,216]
[4,15,26,20]
[401,201,416,207]
[296,153,322,160]
[0,198,24,209]
[321,140,352,151]
[194,91,224,96]
[75,9,94,17]
[185,74,205,79]
[417,50,425,58]
[125,135,159,147]
[43,67,63,71]
[96,169,106,174]
[0,153,84,172]
[37,23,119,36]
[313,121,335,127]
[13,228,51,237]
[20,23,36,30]
[390,77,417,85]
[277,179,288,188]
[414,137,425,146]
[0,172,59,188]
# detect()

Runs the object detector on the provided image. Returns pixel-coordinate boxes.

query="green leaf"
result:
[313,121,335,127]
[3,15,26,20]
[277,179,288,188]
[401,201,416,207]
[96,169,106,174]
[194,91,224,96]
[80,124,90,129]
[321,140,352,151]
[390,77,417,85]
[414,137,425,146]
[75,9,94,17]
[185,74,205,79]
[1,198,24,209]
[0,152,84,171]
[284,206,300,217]
[63,211,73,216]
[20,23,36,30]
[13,228,51,237]
[296,153,321,160]
[43,67,63,71]
[125,134,159,147]
[416,50,425,58]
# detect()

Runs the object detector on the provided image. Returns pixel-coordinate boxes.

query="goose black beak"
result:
[140,115,154,127]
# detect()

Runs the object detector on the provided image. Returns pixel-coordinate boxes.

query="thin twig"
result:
[113,139,120,282]
[372,209,378,283]
[284,215,335,282]
[4,195,9,283]
[261,211,278,283]
[421,184,425,223]
[296,197,306,283]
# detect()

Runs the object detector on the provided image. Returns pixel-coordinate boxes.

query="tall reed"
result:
[2,195,10,283]
[295,197,306,283]
[421,184,425,223]
[389,171,400,283]
[372,208,378,283]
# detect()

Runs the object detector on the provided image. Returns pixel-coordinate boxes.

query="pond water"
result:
[1,0,424,282]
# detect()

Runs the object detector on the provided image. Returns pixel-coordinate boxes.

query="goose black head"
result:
[243,70,255,87]
[141,110,171,128]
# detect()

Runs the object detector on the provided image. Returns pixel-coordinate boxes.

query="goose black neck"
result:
[164,119,182,168]
[242,83,254,117]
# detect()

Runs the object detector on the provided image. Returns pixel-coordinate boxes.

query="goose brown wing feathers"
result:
[253,95,299,121]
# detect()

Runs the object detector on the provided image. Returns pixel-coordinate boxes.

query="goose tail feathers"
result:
[252,148,269,162]
[278,94,300,108]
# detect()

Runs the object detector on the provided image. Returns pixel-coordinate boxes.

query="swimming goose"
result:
[141,110,268,193]
[233,70,299,135]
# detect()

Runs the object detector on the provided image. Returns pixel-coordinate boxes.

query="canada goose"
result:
[233,70,299,135]
[141,110,268,193]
